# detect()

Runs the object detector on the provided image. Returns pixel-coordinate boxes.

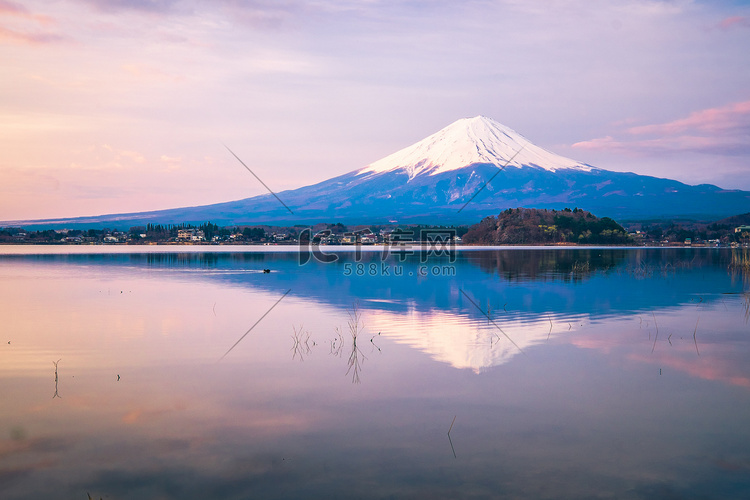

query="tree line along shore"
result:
[2,208,750,247]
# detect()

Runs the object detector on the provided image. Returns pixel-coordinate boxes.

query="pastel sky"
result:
[1,0,749,221]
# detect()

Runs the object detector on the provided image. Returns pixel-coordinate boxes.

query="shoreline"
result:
[0,243,734,256]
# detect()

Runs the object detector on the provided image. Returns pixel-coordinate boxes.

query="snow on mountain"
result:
[359,115,595,180]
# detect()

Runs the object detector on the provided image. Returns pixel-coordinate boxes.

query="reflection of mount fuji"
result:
[362,307,589,373]
[27,248,742,371]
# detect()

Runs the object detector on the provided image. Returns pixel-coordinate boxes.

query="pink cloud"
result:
[0,25,66,45]
[0,1,63,45]
[574,135,750,157]
[572,135,620,151]
[572,100,750,157]
[718,15,750,30]
[571,135,696,155]
[628,100,750,136]
[0,0,54,25]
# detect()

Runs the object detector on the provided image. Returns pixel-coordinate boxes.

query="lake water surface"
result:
[1,246,749,499]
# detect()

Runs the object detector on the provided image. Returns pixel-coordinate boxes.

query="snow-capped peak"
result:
[359,115,593,179]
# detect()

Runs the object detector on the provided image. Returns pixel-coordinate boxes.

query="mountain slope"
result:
[5,116,750,228]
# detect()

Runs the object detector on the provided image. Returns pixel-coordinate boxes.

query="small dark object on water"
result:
[263,269,271,273]
[117,374,120,381]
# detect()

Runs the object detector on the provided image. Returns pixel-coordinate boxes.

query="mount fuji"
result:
[8,116,750,228]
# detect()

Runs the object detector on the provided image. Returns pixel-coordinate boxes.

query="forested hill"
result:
[462,208,632,245]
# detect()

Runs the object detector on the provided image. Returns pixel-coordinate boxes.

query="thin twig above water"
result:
[52,359,61,399]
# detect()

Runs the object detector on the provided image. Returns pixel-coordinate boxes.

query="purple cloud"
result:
[0,0,27,15]
[573,100,750,157]
[79,0,180,14]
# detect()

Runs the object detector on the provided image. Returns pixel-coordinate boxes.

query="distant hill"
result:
[715,212,750,227]
[462,208,631,245]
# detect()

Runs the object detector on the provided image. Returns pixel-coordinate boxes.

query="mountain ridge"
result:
[3,116,749,229]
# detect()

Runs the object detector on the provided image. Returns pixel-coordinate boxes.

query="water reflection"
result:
[469,247,626,281]
[2,248,747,375]
[290,325,313,362]
[1,248,749,499]
[290,304,373,383]
[459,288,525,354]
[342,305,367,384]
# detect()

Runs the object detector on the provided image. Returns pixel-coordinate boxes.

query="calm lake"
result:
[1,246,749,499]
